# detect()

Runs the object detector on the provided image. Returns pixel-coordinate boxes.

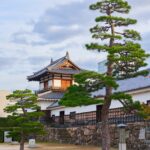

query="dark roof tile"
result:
[27,53,81,81]
[93,70,150,97]
[39,91,64,100]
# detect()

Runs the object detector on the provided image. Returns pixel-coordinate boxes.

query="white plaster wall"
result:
[131,91,150,103]
[110,101,122,109]
[51,90,150,116]
[54,79,61,87]
[110,90,150,109]
[38,101,53,111]
[51,104,97,116]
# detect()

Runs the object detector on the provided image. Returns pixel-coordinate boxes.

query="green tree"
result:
[60,0,149,150]
[139,103,150,120]
[4,89,44,150]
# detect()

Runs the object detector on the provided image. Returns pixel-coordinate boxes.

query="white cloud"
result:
[0,0,150,91]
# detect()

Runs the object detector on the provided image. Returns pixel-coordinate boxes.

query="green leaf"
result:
[123,29,141,40]
[3,89,45,142]
[59,85,103,107]
[90,0,131,14]
[95,16,137,27]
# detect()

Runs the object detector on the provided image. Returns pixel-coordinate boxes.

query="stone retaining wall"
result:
[38,122,150,150]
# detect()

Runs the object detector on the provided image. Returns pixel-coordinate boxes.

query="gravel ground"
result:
[0,143,117,150]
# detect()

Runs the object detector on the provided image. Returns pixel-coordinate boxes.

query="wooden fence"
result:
[41,107,144,128]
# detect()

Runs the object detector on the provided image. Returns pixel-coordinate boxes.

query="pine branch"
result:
[96,16,137,27]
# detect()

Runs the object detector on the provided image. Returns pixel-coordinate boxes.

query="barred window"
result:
[70,112,76,119]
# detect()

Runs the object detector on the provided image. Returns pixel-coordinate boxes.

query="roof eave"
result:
[27,69,48,81]
[47,106,65,110]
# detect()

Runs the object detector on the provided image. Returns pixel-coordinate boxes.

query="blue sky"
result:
[0,0,150,91]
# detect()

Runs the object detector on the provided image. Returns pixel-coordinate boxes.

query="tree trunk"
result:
[20,142,24,150]
[101,61,113,150]
[101,10,115,150]
[20,135,25,150]
[101,98,111,150]
[101,53,113,150]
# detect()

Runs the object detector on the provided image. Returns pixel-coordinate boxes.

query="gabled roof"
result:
[27,52,82,81]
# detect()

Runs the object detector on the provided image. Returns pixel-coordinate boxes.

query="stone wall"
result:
[38,122,150,150]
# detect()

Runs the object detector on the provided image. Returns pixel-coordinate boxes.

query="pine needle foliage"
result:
[60,1,149,150]
[4,89,44,150]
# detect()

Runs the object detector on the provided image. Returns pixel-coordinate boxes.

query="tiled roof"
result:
[92,69,150,97]
[49,69,82,74]
[39,91,64,100]
[27,52,81,81]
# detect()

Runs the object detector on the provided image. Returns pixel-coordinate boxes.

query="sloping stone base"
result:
[38,122,150,150]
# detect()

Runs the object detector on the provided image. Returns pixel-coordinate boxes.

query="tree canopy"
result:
[4,89,44,150]
[60,1,149,150]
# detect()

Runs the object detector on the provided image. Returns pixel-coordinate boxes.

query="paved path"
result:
[0,143,114,150]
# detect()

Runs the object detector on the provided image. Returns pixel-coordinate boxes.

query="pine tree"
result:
[4,89,44,150]
[86,1,149,149]
[60,0,149,150]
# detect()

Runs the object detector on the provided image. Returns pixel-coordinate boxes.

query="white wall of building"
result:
[130,90,150,103]
[109,89,150,109]
[51,104,97,116]
[53,79,61,88]
[38,101,53,111]
[50,89,150,116]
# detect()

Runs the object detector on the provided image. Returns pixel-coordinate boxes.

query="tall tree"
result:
[4,89,44,150]
[86,0,148,150]
[60,0,149,150]
[86,0,149,149]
